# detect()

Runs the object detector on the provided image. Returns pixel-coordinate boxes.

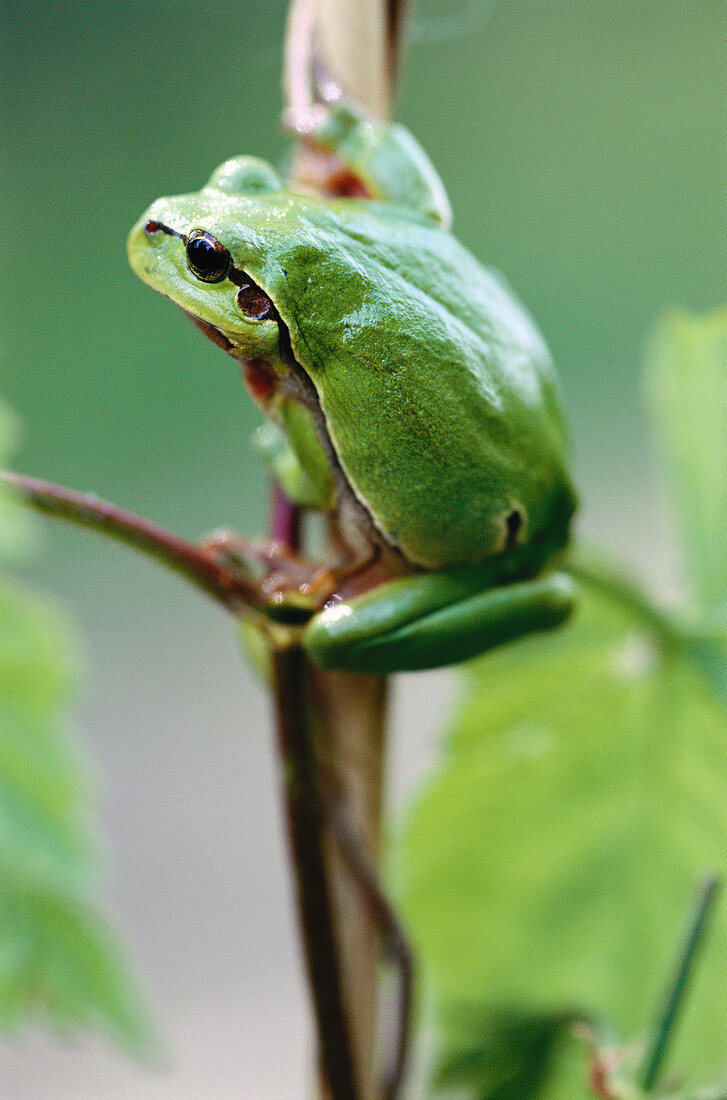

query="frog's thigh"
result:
[312,105,451,224]
[304,572,577,673]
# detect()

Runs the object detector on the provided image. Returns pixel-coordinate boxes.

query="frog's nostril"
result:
[144,219,184,240]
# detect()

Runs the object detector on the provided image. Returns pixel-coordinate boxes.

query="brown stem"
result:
[270,643,360,1100]
[267,481,394,1098]
[7,466,407,1093]
[311,666,389,1100]
[325,789,413,1100]
[0,471,264,615]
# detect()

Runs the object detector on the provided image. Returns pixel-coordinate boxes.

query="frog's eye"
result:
[236,280,274,321]
[186,229,231,283]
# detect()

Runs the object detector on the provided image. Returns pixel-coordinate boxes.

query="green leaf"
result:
[397,582,727,1098]
[432,1006,584,1100]
[644,309,727,608]
[0,407,149,1051]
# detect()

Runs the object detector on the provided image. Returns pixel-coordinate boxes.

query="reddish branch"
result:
[0,472,264,615]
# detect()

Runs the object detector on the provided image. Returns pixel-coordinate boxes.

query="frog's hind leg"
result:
[303,569,577,673]
[290,100,452,226]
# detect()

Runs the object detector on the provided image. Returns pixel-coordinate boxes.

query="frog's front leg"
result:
[303,566,577,673]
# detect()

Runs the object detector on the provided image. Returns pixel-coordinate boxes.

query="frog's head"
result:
[127,157,294,369]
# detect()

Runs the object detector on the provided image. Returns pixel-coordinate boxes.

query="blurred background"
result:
[0,1,725,1095]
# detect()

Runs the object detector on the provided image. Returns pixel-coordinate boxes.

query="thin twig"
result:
[270,644,360,1100]
[641,875,722,1092]
[325,789,413,1100]
[271,483,302,548]
[4,469,365,1096]
[1,471,264,615]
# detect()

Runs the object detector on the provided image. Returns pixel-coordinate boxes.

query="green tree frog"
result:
[128,104,577,673]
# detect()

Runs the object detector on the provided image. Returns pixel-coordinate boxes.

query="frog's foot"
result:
[287,143,372,200]
[200,528,339,617]
[199,528,273,577]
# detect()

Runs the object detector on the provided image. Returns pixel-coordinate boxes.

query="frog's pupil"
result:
[186,231,230,283]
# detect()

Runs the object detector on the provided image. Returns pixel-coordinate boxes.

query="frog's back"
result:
[259,197,575,569]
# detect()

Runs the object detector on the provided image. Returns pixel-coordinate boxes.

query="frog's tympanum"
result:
[128,104,577,672]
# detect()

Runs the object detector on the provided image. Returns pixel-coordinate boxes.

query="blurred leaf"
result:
[644,309,727,608]
[0,406,149,1051]
[432,1007,583,1100]
[397,582,727,1098]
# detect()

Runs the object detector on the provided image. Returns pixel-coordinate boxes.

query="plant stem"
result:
[2,469,399,1094]
[284,0,408,123]
[267,482,391,1098]
[325,788,413,1099]
[315,0,394,117]
[641,875,722,1092]
[270,643,360,1100]
[0,471,264,614]
[313,668,389,1099]
[280,4,410,1097]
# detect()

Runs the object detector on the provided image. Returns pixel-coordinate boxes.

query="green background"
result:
[0,1,725,1094]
